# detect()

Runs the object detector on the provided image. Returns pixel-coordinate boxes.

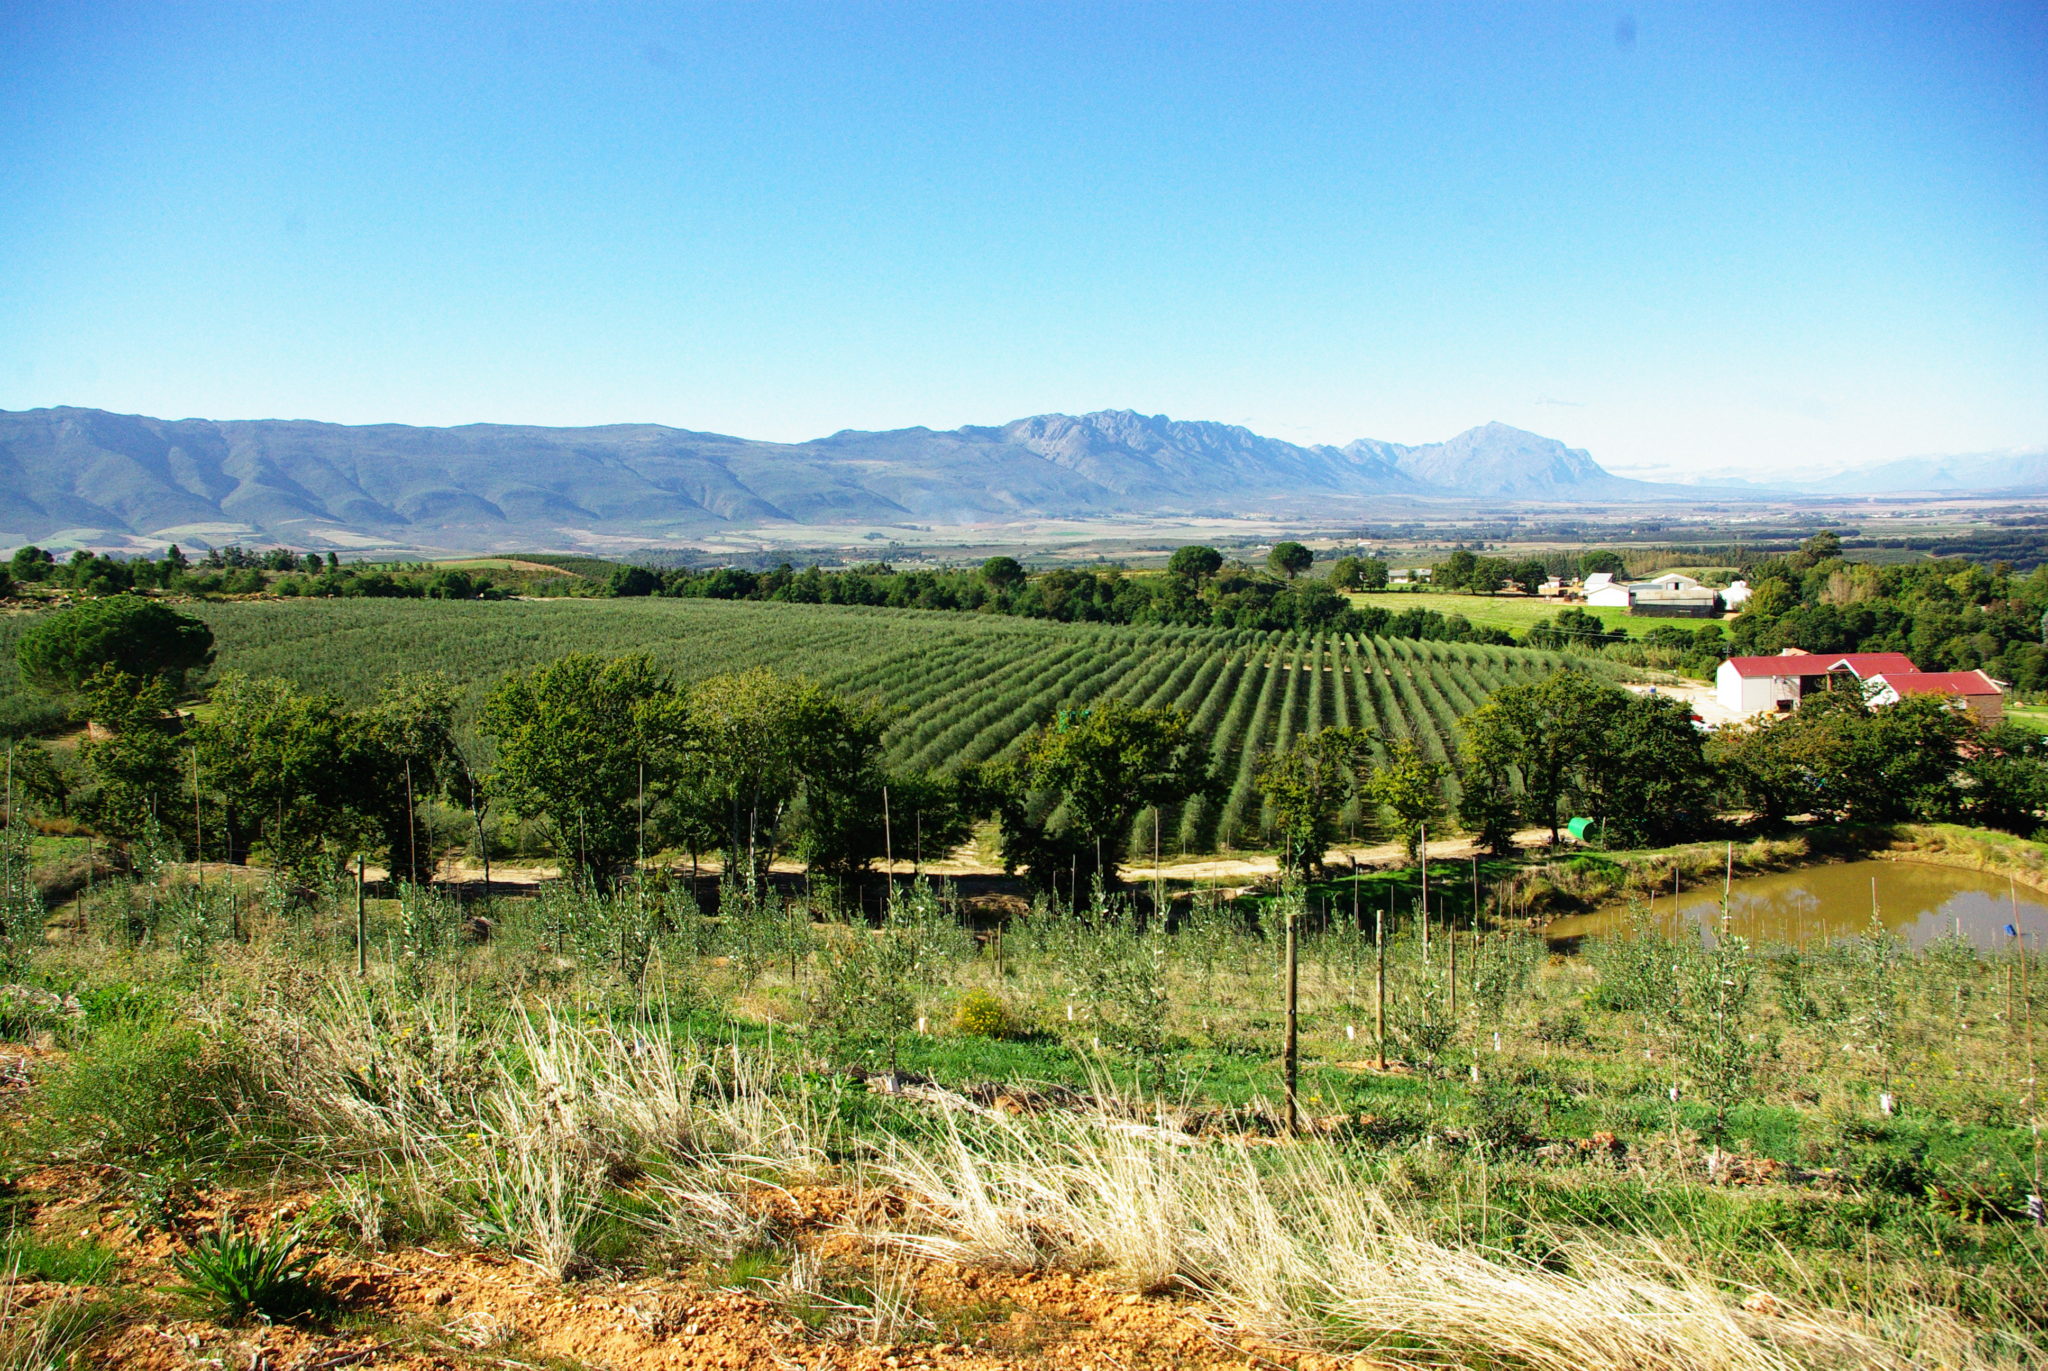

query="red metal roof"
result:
[1723,652,1919,679]
[1868,670,2002,699]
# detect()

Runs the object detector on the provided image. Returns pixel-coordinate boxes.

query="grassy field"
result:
[0,597,1623,855]
[0,843,2042,1367]
[1346,588,1639,633]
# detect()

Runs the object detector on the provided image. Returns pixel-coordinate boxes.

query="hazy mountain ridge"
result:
[3,404,1683,551]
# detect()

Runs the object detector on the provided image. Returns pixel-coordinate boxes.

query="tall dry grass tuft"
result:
[239,984,821,1276]
[880,1113,2032,1371]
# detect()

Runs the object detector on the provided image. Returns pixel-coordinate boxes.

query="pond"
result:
[1544,859,2048,951]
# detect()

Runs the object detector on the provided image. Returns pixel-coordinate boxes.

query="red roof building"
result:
[1715,651,1922,717]
[1865,670,2005,724]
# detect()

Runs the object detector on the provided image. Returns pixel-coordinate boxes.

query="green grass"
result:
[1346,588,1636,633]
[2003,704,2048,736]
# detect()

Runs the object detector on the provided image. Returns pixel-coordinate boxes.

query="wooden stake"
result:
[1283,895,1299,1137]
[355,852,367,977]
[1375,898,1387,1070]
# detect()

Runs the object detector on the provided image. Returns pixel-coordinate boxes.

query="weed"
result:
[952,988,1011,1039]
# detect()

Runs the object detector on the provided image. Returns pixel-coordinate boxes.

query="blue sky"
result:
[2,2,2042,477]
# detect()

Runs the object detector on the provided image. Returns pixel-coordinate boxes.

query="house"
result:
[1635,573,1702,594]
[1714,650,1921,717]
[1537,577,1571,598]
[1721,579,1752,610]
[1864,670,2005,724]
[1583,572,1630,608]
[1388,567,1433,585]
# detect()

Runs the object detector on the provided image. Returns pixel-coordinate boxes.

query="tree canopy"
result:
[16,595,215,699]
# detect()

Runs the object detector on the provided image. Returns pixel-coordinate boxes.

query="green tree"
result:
[987,698,1214,887]
[1461,670,1614,843]
[16,596,215,702]
[190,675,388,876]
[1579,692,1716,846]
[1958,721,2048,834]
[8,546,53,584]
[74,669,188,845]
[1255,725,1376,880]
[1372,736,1448,863]
[979,556,1026,591]
[1167,545,1224,587]
[1267,541,1313,580]
[479,653,691,888]
[1457,707,1523,856]
[1326,555,1364,591]
[1508,558,1549,596]
[1356,557,1389,591]
[1578,550,1624,577]
[1437,548,1479,590]
[684,668,879,889]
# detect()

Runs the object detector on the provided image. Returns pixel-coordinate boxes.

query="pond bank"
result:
[1492,823,2048,923]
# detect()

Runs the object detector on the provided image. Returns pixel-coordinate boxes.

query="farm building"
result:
[1715,650,1921,717]
[1583,572,1629,607]
[1586,570,1722,617]
[1864,669,2005,724]
[1722,579,1753,609]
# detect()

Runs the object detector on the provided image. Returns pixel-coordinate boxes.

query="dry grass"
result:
[879,1112,2033,1371]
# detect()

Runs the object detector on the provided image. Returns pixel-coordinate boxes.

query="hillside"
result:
[0,405,1678,552]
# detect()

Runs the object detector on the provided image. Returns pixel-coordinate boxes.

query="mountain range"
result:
[0,406,1679,552]
[3,404,2038,555]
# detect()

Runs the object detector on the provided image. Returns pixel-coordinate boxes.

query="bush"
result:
[951,988,1012,1039]
[169,1218,326,1323]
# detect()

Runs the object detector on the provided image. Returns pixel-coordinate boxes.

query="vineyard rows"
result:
[0,598,1620,857]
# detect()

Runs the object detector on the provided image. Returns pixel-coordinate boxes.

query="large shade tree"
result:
[985,697,1215,888]
[1255,725,1376,880]
[479,653,692,888]
[16,595,214,702]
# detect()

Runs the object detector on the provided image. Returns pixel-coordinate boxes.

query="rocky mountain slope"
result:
[0,405,1672,550]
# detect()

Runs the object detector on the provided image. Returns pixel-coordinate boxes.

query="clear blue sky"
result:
[2,1,2042,477]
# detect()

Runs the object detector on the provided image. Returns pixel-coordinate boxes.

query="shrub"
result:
[169,1218,325,1323]
[951,988,1012,1039]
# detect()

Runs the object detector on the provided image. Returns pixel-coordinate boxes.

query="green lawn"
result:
[2004,703,2048,735]
[1345,588,1635,633]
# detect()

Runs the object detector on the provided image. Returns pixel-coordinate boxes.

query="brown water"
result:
[1544,859,2048,951]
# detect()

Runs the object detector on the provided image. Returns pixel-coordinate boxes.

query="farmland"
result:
[1347,587,1638,634]
[0,597,1620,855]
